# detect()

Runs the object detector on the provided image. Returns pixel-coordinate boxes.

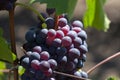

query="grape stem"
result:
[87,51,120,74]
[9,9,18,80]
[53,71,91,80]
[15,3,45,23]
[54,15,59,30]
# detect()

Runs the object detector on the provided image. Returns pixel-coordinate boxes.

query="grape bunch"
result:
[20,11,88,80]
[0,0,16,11]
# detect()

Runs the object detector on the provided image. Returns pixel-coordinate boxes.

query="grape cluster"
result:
[20,12,88,80]
[0,0,16,11]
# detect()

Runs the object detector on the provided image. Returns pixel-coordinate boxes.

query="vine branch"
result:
[87,51,120,74]
[15,3,45,23]
[9,9,18,80]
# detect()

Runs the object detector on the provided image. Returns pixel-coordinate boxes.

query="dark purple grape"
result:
[58,56,67,65]
[39,61,50,71]
[55,30,64,39]
[5,2,13,10]
[58,18,68,27]
[28,68,36,78]
[44,68,53,77]
[21,74,30,80]
[78,45,88,53]
[65,61,76,71]
[47,29,56,38]
[40,51,50,60]
[67,30,77,41]
[30,52,41,60]
[73,37,82,47]
[56,47,67,56]
[45,17,55,29]
[77,30,87,40]
[68,48,80,60]
[77,60,84,68]
[25,30,36,42]
[32,46,42,54]
[52,38,62,47]
[35,71,45,79]
[62,36,72,47]
[21,57,30,69]
[31,59,40,70]
[48,59,57,69]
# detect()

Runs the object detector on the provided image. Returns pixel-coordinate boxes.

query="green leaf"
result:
[106,76,119,80]
[18,66,25,76]
[83,0,110,31]
[29,0,77,19]
[0,61,6,80]
[0,61,6,74]
[0,28,16,63]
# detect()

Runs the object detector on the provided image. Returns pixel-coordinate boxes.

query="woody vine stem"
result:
[9,8,18,80]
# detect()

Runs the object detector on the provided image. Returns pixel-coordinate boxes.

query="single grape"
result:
[80,71,88,78]
[21,57,30,69]
[58,18,68,27]
[25,30,36,42]
[55,30,64,39]
[61,26,70,35]
[32,46,42,54]
[35,71,45,79]
[48,46,57,56]
[67,30,77,41]
[30,52,41,60]
[68,48,80,60]
[73,37,82,47]
[47,29,56,37]
[26,51,32,56]
[44,68,53,77]
[77,30,87,40]
[81,54,87,62]
[46,36,54,45]
[39,61,50,71]
[31,59,40,70]
[56,47,67,56]
[40,51,50,60]
[78,45,88,53]
[62,36,72,47]
[72,27,81,33]
[73,58,78,65]
[28,68,36,78]
[37,28,48,39]
[74,71,82,77]
[45,17,55,29]
[52,38,62,47]
[58,56,67,65]
[48,59,57,69]
[72,20,83,29]
[77,60,84,68]
[65,61,76,71]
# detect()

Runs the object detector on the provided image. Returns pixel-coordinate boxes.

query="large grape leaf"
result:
[83,0,110,31]
[0,28,16,63]
[29,0,77,19]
